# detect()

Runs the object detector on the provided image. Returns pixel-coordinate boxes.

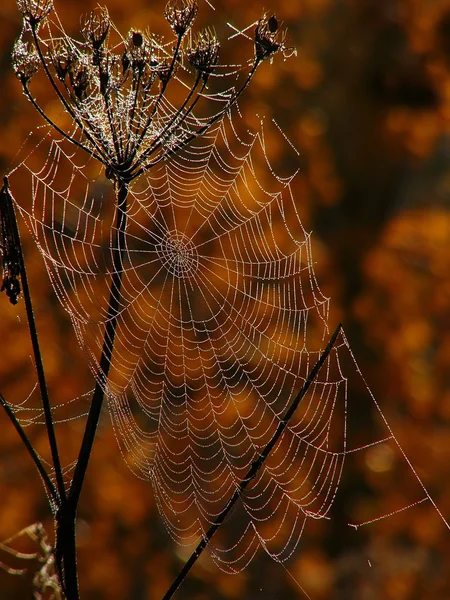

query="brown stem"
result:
[53,178,128,599]
[162,323,342,600]
[1,177,66,503]
[69,177,128,506]
[132,60,261,179]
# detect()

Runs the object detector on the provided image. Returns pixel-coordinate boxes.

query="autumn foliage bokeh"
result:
[1,0,450,598]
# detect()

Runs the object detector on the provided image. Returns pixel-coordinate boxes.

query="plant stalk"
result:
[54,178,128,599]
[162,323,342,600]
[0,393,57,504]
[1,177,66,503]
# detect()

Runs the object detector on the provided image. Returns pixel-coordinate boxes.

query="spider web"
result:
[8,109,449,573]
[4,11,449,577]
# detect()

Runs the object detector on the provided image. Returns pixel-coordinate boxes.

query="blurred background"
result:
[1,0,450,598]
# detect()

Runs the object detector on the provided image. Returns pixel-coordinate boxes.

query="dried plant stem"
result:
[0,393,57,503]
[69,178,128,507]
[53,178,128,600]
[162,322,342,600]
[0,177,65,504]
[30,24,108,162]
[4,5,293,597]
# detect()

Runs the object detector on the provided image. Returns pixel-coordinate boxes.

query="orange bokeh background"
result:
[1,0,450,598]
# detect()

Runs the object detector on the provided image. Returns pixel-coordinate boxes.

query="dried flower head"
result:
[81,6,110,50]
[0,179,22,305]
[17,0,53,26]
[131,30,144,47]
[254,14,285,62]
[125,30,152,74]
[12,38,40,82]
[187,30,220,80]
[68,57,91,101]
[50,40,75,82]
[164,0,198,37]
[13,0,283,183]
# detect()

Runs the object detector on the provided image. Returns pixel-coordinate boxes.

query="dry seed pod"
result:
[187,30,220,80]
[164,0,198,37]
[81,6,111,50]
[17,0,53,25]
[12,38,40,82]
[254,14,285,62]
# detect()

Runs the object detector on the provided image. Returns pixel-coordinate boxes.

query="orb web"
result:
[156,231,199,278]
[6,12,449,574]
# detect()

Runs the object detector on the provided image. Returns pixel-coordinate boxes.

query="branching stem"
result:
[132,59,261,178]
[52,177,128,600]
[1,177,66,504]
[0,393,57,505]
[22,83,104,163]
[30,25,109,163]
[69,177,128,506]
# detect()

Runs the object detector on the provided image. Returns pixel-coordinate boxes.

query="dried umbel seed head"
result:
[68,58,91,100]
[187,30,220,80]
[104,54,123,92]
[125,30,152,75]
[12,0,280,180]
[17,0,53,26]
[51,40,75,81]
[164,0,198,37]
[156,59,172,83]
[254,14,285,62]
[12,38,41,82]
[131,30,144,47]
[81,6,110,50]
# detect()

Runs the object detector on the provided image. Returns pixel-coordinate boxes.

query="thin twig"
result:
[131,59,261,178]
[22,83,104,164]
[0,393,58,505]
[1,177,66,504]
[30,25,109,163]
[162,322,342,600]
